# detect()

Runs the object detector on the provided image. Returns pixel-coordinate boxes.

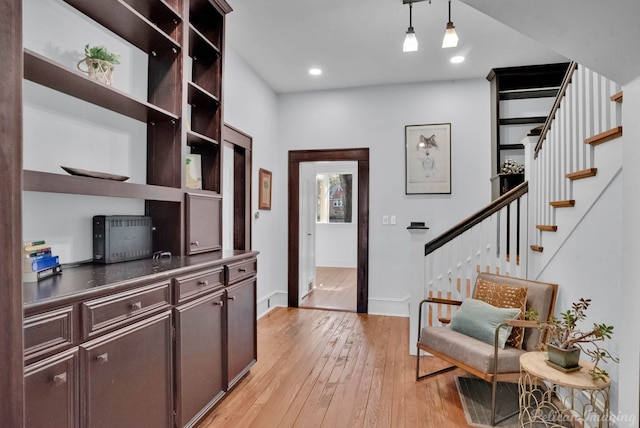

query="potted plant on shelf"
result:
[540,298,618,381]
[77,44,120,86]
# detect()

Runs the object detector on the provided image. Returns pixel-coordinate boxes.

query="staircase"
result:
[408,62,623,346]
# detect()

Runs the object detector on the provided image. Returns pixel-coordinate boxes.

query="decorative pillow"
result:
[474,279,528,349]
[449,298,521,349]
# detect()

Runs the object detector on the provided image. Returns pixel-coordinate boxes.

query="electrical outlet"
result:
[382,215,389,225]
[390,215,397,225]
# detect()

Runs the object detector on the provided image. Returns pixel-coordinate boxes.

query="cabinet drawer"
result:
[225,258,257,285]
[81,282,170,339]
[174,267,224,304]
[24,306,75,362]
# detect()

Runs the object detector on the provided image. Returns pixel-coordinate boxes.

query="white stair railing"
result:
[420,184,527,326]
[530,63,622,263]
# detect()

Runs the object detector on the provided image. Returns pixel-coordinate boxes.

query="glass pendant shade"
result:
[403,27,418,52]
[442,22,458,48]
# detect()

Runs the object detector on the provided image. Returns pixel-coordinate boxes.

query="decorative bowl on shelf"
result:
[60,166,129,181]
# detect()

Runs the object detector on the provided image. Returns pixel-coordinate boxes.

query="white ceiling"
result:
[225,0,568,94]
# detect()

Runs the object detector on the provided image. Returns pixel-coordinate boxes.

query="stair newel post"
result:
[408,224,429,355]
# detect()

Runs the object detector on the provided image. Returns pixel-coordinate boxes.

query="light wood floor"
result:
[300,267,357,312]
[197,307,471,428]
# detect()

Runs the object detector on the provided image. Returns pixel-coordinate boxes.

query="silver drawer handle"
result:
[52,372,67,386]
[239,268,247,272]
[96,353,108,364]
[191,241,200,247]
[213,301,224,307]
[228,296,236,301]
[129,301,142,310]
[197,280,209,286]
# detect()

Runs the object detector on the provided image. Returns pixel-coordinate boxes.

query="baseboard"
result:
[257,290,288,319]
[258,292,411,318]
[367,295,410,317]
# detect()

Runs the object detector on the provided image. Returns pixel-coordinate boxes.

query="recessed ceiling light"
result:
[309,68,322,76]
[450,56,465,64]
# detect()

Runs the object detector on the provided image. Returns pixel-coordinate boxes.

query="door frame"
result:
[288,148,369,313]
[223,123,252,250]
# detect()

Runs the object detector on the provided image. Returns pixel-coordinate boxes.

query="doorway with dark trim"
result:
[287,148,369,313]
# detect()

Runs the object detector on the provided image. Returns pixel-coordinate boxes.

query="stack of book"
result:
[23,240,62,282]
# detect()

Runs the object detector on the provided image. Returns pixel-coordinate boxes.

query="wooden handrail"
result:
[425,181,528,256]
[534,61,578,157]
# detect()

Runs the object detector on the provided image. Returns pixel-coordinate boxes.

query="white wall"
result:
[536,173,622,417]
[223,47,284,315]
[277,80,492,315]
[619,77,640,427]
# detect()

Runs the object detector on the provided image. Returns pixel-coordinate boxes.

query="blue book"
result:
[27,255,60,272]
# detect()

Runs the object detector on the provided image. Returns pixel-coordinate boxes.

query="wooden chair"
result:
[416,272,558,426]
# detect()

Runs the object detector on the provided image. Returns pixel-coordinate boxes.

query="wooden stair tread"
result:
[550,200,575,208]
[530,245,544,252]
[585,126,623,146]
[566,168,598,180]
[536,225,558,232]
[611,91,623,103]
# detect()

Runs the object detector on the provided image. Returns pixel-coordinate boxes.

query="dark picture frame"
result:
[405,123,452,194]
[258,168,272,210]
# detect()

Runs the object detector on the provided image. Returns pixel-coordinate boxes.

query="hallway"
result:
[301,267,357,312]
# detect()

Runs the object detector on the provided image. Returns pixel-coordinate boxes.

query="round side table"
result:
[519,351,611,427]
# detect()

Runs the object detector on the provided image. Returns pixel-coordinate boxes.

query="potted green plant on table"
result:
[77,44,120,86]
[540,298,617,382]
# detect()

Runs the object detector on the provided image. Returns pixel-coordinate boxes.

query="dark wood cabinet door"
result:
[25,348,78,428]
[80,311,173,428]
[175,290,225,427]
[186,193,222,254]
[226,278,257,388]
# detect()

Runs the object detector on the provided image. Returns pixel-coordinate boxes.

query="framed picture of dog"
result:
[405,123,451,194]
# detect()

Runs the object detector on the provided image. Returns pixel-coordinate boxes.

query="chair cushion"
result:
[449,299,520,349]
[474,278,528,349]
[419,326,526,374]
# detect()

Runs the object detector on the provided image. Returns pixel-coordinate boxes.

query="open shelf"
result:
[189,24,221,60]
[24,49,179,124]
[188,81,220,108]
[189,0,229,47]
[187,130,219,147]
[24,170,183,202]
[63,0,181,55]
[499,116,547,126]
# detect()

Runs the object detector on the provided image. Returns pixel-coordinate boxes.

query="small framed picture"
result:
[259,168,272,210]
[185,154,202,190]
[405,123,452,194]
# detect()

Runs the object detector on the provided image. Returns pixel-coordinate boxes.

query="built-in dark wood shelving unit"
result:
[487,63,570,197]
[24,49,179,123]
[23,170,183,202]
[63,0,181,54]
[11,0,247,426]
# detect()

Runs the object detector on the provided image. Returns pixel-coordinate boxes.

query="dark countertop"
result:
[23,250,258,310]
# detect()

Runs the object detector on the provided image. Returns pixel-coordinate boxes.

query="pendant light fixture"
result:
[442,0,458,48]
[403,2,418,52]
